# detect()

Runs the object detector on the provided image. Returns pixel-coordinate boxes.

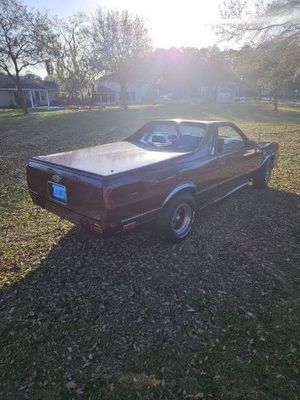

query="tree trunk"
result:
[273,92,278,111]
[15,77,28,114]
[207,83,217,101]
[120,79,128,110]
[213,84,219,102]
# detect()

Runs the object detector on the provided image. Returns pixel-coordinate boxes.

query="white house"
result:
[0,75,57,108]
[92,80,154,105]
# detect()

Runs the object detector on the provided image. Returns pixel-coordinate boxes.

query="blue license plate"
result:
[49,182,67,204]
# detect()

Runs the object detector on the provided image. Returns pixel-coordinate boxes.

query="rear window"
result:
[129,122,207,152]
[179,125,206,138]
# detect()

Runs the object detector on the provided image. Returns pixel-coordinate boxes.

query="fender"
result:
[264,154,274,164]
[162,182,196,207]
[260,153,276,170]
[258,142,278,168]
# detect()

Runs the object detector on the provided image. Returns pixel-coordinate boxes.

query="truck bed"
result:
[33,141,183,177]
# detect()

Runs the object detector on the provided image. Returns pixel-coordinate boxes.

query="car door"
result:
[216,124,260,193]
[176,123,225,206]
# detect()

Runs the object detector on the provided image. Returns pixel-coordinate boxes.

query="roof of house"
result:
[0,75,57,90]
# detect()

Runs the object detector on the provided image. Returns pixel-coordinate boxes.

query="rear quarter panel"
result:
[103,158,182,225]
[104,150,217,226]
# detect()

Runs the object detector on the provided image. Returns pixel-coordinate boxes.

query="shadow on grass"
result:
[0,187,299,399]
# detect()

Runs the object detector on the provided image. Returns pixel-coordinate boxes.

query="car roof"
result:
[148,119,233,126]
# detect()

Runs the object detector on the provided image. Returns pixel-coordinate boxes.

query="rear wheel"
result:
[157,192,196,243]
[252,158,273,189]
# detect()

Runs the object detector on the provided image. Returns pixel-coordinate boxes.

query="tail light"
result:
[92,222,103,235]
[80,218,103,235]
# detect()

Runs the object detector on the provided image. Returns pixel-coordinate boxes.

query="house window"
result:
[127,92,136,102]
[101,93,115,103]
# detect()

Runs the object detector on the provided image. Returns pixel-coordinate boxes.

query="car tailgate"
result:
[26,158,106,222]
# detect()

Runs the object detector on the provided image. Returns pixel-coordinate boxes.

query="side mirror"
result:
[217,138,224,154]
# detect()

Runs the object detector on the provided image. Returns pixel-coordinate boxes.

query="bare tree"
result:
[0,0,56,113]
[90,7,151,109]
[215,0,300,46]
[214,0,300,110]
[50,13,98,102]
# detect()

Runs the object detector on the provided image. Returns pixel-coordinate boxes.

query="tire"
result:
[252,158,273,189]
[157,192,196,243]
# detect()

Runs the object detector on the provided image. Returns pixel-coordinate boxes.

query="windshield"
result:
[128,122,207,152]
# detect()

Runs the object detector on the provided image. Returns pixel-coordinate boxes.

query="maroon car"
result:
[27,120,279,242]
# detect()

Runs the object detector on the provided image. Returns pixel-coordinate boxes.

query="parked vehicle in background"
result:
[27,120,279,242]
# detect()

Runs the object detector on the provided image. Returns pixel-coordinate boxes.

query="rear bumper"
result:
[29,190,105,236]
[29,190,155,237]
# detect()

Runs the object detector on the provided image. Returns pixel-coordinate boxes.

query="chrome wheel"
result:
[158,192,196,243]
[171,202,192,237]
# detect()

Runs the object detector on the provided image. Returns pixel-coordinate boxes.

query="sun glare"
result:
[27,0,221,48]
[101,0,220,48]
[124,0,220,48]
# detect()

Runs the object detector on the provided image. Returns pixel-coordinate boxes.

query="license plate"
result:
[48,182,67,204]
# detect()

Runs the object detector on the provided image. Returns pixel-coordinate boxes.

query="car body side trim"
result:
[195,175,251,196]
[122,181,249,225]
[121,207,161,224]
[198,182,249,211]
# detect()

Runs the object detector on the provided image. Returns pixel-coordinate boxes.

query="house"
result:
[92,80,154,105]
[216,79,258,102]
[217,90,232,102]
[92,84,118,105]
[0,75,57,108]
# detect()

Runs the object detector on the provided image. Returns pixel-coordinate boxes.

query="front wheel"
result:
[252,159,273,189]
[157,193,196,243]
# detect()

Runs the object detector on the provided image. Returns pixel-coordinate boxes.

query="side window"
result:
[217,126,245,154]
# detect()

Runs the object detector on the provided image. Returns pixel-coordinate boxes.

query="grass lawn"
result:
[0,102,299,399]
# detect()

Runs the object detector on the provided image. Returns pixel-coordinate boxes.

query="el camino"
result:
[27,120,279,242]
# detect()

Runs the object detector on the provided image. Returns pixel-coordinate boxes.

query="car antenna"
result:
[258,125,262,143]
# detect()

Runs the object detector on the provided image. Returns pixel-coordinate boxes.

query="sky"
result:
[25,0,227,49]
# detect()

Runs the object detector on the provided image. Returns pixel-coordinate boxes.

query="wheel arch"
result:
[162,182,196,208]
[269,154,275,166]
[261,154,275,170]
